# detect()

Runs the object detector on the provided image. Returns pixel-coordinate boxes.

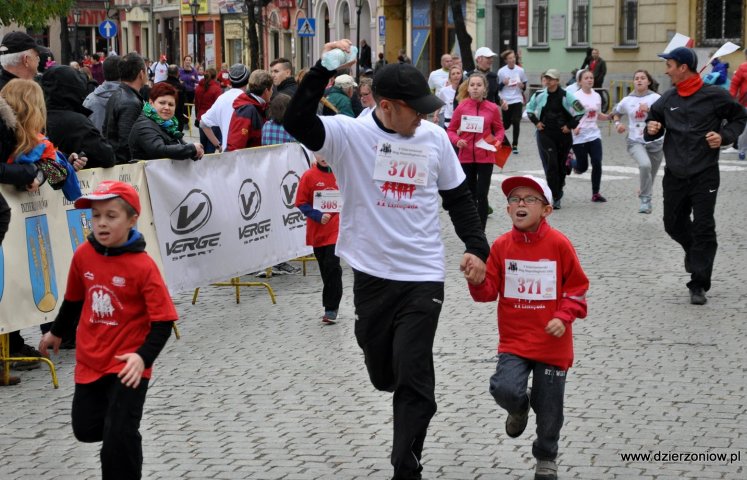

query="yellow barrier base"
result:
[1,333,59,388]
[192,275,277,305]
[291,255,316,276]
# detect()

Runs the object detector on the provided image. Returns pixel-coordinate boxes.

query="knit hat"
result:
[229,63,250,85]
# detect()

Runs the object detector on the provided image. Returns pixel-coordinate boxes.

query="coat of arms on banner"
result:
[67,208,93,252]
[25,215,58,312]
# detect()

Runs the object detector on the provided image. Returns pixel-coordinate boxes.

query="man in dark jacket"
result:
[270,57,297,98]
[103,52,147,164]
[0,31,51,91]
[42,65,116,169]
[468,47,500,104]
[163,64,187,130]
[589,48,606,88]
[359,39,372,70]
[645,47,747,305]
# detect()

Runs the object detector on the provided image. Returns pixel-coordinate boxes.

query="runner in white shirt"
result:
[433,65,463,128]
[497,50,528,153]
[199,63,249,151]
[611,69,663,213]
[284,39,489,480]
[427,53,452,97]
[571,69,610,202]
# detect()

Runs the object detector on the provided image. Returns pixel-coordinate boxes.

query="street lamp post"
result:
[355,0,362,82]
[103,0,110,54]
[73,9,81,61]
[190,0,200,68]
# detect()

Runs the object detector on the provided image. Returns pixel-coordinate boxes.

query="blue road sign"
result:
[298,18,315,37]
[99,20,118,39]
[379,16,386,39]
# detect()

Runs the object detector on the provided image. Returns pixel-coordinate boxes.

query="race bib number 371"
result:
[504,259,557,301]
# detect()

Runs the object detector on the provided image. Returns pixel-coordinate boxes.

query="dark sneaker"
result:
[535,459,558,480]
[552,199,561,210]
[591,193,607,203]
[274,262,300,275]
[512,146,519,154]
[506,387,531,438]
[11,344,42,370]
[689,288,707,305]
[322,313,337,325]
[0,368,21,386]
[487,205,494,216]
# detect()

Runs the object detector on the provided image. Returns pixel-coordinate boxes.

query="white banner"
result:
[144,143,312,294]
[0,163,161,334]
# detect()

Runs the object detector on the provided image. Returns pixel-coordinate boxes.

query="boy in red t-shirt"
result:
[467,175,588,480]
[295,154,343,324]
[39,180,177,479]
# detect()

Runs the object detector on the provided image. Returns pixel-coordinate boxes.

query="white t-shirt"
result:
[153,61,169,83]
[317,113,466,282]
[497,65,528,105]
[198,88,244,150]
[612,91,662,144]
[428,68,450,97]
[572,89,603,145]
[357,106,375,118]
[437,84,457,122]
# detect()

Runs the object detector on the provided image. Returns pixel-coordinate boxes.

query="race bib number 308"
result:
[504,259,557,301]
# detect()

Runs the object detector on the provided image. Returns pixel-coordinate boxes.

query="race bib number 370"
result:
[504,259,557,301]
[373,141,429,186]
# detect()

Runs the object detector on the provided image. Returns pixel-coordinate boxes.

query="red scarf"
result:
[676,74,703,97]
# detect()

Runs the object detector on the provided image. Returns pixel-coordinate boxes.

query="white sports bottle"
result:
[321,47,358,71]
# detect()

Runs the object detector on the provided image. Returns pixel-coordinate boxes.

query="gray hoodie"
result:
[83,80,120,132]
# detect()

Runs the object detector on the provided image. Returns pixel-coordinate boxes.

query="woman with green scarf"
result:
[128,82,204,161]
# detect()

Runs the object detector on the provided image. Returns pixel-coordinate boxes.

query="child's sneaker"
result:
[739,151,746,161]
[512,146,519,154]
[534,459,558,480]
[591,193,607,203]
[505,387,531,438]
[322,310,338,325]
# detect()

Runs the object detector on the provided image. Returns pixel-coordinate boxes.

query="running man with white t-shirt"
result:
[611,69,663,214]
[284,39,489,480]
[497,50,528,154]
[571,69,610,202]
[427,53,452,97]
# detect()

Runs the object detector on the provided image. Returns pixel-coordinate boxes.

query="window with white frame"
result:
[532,0,549,46]
[700,0,743,47]
[619,0,637,46]
[570,0,589,46]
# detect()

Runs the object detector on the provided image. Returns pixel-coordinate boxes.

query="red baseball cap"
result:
[74,180,141,214]
[501,175,554,206]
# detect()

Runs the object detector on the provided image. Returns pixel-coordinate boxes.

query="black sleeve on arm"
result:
[284,61,337,151]
[439,180,490,262]
[136,321,174,368]
[50,299,84,338]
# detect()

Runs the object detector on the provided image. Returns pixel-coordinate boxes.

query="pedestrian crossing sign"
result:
[298,18,315,37]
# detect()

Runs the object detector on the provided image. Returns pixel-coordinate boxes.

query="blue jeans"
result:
[490,353,567,461]
[199,126,222,154]
[572,138,603,194]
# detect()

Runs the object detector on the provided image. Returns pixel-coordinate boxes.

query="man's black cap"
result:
[0,31,51,56]
[373,63,444,114]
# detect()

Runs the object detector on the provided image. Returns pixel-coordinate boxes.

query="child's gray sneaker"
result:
[534,459,558,480]
[505,387,531,438]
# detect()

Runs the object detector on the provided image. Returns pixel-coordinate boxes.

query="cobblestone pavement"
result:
[2,123,746,479]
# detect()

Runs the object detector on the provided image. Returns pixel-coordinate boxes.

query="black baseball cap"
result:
[373,63,444,114]
[0,31,51,56]
[658,47,698,72]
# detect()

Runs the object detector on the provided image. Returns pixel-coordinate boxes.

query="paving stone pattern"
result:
[1,125,746,479]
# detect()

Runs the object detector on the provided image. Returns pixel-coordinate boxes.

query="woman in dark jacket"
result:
[42,65,116,169]
[128,82,204,161]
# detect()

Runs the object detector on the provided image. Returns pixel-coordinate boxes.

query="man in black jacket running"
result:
[645,47,746,305]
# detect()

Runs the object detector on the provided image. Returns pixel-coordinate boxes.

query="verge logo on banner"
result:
[165,188,221,260]
[281,171,304,230]
[238,178,271,244]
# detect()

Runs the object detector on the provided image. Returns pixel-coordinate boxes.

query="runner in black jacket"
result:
[644,47,747,305]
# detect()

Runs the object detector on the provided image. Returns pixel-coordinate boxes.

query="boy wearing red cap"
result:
[39,180,177,480]
[468,175,588,480]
